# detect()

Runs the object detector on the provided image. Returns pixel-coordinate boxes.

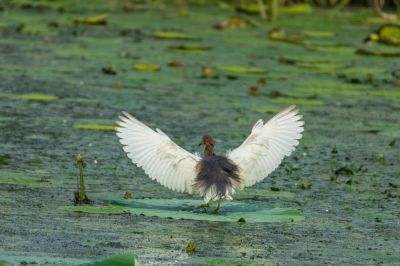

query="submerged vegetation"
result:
[0,0,399,265]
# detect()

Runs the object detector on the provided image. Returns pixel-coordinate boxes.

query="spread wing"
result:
[227,106,304,188]
[116,112,200,194]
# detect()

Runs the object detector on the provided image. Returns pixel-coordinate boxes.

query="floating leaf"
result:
[153,31,200,40]
[278,56,340,70]
[268,28,304,45]
[168,60,185,67]
[364,25,400,46]
[214,16,256,30]
[73,15,108,25]
[0,171,50,186]
[124,191,132,199]
[101,66,117,75]
[73,124,115,131]
[168,44,210,51]
[298,180,313,190]
[355,48,400,57]
[237,217,246,224]
[334,166,354,176]
[188,257,268,266]
[111,198,304,223]
[389,139,397,147]
[279,4,314,14]
[236,188,295,199]
[295,62,348,70]
[186,242,196,253]
[133,64,160,72]
[15,93,59,101]
[303,31,335,38]
[79,254,138,266]
[202,66,215,78]
[58,205,126,214]
[219,66,267,74]
[236,4,259,14]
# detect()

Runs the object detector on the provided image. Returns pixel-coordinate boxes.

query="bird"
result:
[116,105,304,213]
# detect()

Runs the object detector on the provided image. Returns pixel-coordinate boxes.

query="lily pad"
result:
[214,16,256,30]
[279,4,313,14]
[79,254,138,266]
[355,48,400,57]
[296,62,348,70]
[235,4,259,15]
[303,31,335,38]
[0,171,50,186]
[73,15,108,25]
[364,25,400,46]
[73,124,115,131]
[218,66,267,74]
[167,44,211,51]
[58,205,126,214]
[110,199,304,223]
[188,257,270,266]
[15,93,59,101]
[268,28,304,45]
[153,31,200,40]
[133,64,160,72]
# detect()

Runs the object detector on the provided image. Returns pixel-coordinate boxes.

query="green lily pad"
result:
[58,205,126,214]
[167,44,211,51]
[235,4,259,14]
[365,25,400,46]
[15,93,59,101]
[303,31,335,38]
[153,31,200,40]
[355,48,400,57]
[279,4,313,14]
[218,66,267,74]
[188,256,270,266]
[79,254,138,266]
[110,198,304,223]
[73,124,115,131]
[268,28,304,45]
[296,62,348,71]
[0,171,50,186]
[236,188,295,199]
[73,14,108,25]
[133,64,160,72]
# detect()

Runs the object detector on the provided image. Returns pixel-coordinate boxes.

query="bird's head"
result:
[200,135,215,147]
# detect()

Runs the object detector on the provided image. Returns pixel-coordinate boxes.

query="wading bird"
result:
[116,106,304,213]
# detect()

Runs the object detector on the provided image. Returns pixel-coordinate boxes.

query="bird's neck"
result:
[204,145,215,157]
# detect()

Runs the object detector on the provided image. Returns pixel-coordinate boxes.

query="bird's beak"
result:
[198,142,203,146]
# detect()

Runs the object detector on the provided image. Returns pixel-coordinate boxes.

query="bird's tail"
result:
[193,156,241,203]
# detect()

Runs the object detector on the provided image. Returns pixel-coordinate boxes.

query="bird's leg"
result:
[212,200,222,214]
[193,203,209,212]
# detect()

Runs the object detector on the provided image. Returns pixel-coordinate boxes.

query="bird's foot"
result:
[193,203,209,212]
[212,207,221,214]
[212,201,221,214]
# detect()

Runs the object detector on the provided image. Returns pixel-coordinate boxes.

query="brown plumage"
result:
[193,135,241,202]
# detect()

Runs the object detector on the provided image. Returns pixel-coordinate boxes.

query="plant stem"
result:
[76,154,85,205]
[268,0,278,22]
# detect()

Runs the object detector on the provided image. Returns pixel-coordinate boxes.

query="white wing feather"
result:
[116,112,200,194]
[227,106,304,188]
